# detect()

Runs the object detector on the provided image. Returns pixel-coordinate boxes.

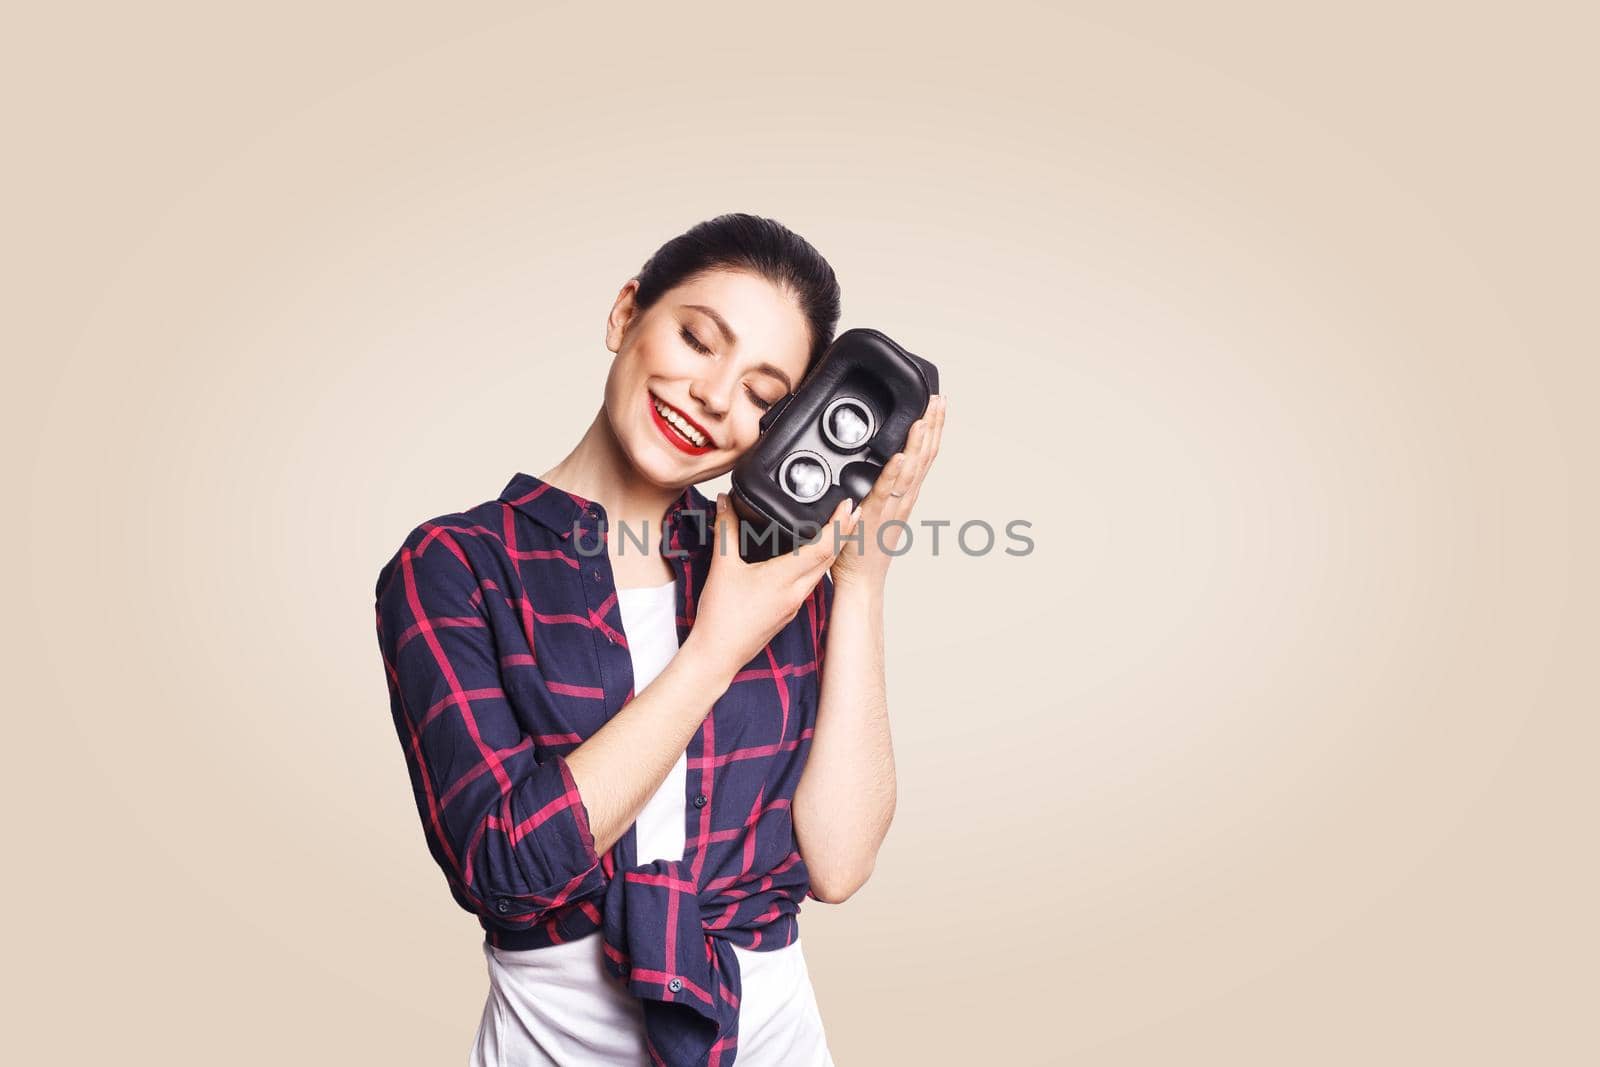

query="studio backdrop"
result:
[8,2,1595,1064]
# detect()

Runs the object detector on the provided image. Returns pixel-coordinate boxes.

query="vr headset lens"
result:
[822,396,874,450]
[779,451,830,503]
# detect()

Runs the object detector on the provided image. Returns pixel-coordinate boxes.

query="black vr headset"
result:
[729,328,939,562]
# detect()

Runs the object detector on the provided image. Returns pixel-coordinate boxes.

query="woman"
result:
[373,213,945,1066]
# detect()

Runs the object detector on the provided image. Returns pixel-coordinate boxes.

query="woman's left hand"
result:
[829,393,945,591]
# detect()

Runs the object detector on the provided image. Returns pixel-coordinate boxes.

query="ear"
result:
[605,279,643,354]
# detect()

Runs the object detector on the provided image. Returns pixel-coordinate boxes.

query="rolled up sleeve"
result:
[802,571,835,905]
[374,523,605,929]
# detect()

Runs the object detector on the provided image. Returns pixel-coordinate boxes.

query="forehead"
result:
[665,268,812,378]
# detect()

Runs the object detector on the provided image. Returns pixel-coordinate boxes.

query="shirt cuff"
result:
[550,751,601,871]
[485,752,605,923]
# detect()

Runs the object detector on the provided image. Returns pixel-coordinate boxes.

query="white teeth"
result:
[653,397,707,447]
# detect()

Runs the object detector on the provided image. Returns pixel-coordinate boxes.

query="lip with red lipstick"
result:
[647,391,716,456]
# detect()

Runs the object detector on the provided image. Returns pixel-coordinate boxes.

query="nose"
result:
[687,370,734,421]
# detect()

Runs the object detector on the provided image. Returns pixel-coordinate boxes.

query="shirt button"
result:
[693,793,707,808]
[592,571,603,583]
[667,977,683,993]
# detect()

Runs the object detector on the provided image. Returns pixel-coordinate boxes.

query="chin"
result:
[627,434,707,489]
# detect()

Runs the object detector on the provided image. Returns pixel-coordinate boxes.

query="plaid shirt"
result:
[374,471,835,1067]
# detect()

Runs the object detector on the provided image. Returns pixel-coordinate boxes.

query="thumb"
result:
[713,492,738,559]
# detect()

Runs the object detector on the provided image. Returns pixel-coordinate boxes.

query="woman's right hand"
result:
[683,491,859,682]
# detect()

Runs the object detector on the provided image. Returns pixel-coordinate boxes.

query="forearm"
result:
[564,634,737,856]
[794,577,897,901]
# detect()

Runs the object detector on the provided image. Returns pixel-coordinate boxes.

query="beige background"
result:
[6,2,1595,1063]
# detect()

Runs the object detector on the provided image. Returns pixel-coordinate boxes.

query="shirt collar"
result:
[498,471,714,552]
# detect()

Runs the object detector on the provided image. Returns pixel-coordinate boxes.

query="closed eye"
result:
[680,326,712,355]
[684,325,773,410]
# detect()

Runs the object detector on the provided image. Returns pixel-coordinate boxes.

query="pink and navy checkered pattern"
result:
[374,472,835,1067]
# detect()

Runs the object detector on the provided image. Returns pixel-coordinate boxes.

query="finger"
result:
[915,398,934,470]
[905,412,929,461]
[902,401,942,490]
[901,427,930,493]
[853,454,897,524]
[817,496,856,554]
[861,452,904,518]
[841,493,868,543]
[712,492,748,566]
[890,434,923,499]
[912,400,940,471]
[910,406,936,464]
[872,452,908,505]
[899,398,944,514]
[842,494,865,536]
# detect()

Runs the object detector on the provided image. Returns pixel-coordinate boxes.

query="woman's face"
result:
[603,267,813,488]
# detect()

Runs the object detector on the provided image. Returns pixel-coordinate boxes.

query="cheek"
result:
[639,333,699,376]
[613,342,682,410]
[728,418,763,455]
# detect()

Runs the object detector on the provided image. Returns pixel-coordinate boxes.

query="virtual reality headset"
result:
[729,327,939,562]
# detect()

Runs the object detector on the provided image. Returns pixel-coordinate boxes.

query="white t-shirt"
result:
[470,580,834,1067]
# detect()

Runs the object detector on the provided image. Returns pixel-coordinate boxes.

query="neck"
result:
[539,407,683,532]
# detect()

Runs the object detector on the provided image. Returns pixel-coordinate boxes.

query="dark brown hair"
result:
[632,213,842,369]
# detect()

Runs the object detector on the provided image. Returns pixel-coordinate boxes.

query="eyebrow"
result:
[681,303,795,392]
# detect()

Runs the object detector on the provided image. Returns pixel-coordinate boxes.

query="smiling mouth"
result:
[649,393,713,452]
